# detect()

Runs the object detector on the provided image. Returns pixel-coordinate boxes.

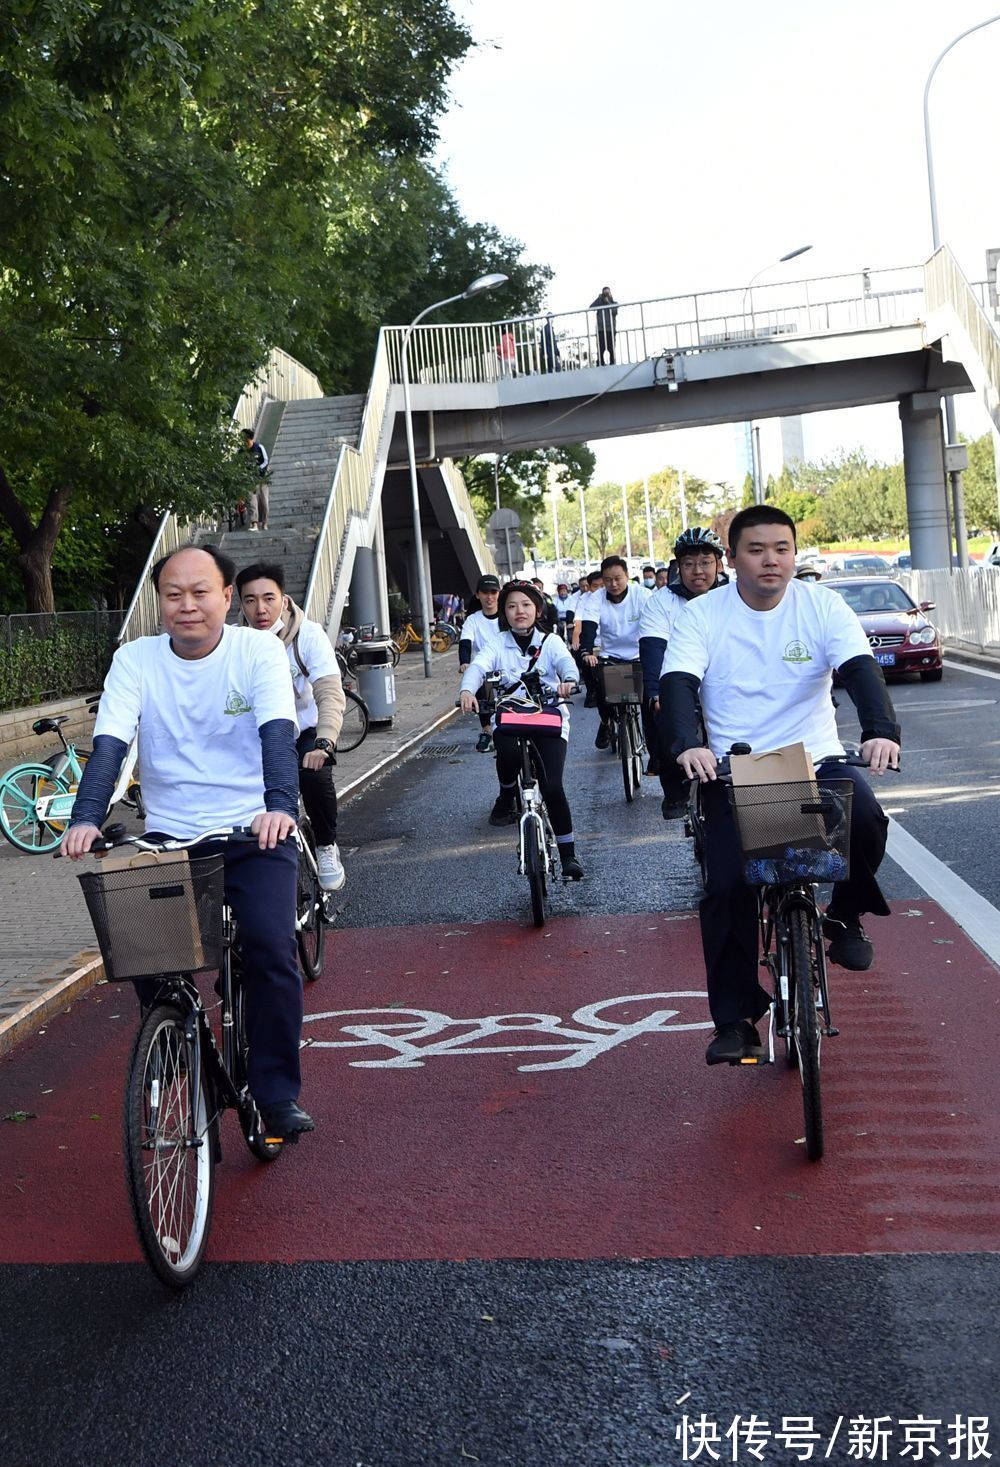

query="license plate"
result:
[875,651,896,667]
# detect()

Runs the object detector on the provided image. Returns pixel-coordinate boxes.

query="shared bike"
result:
[74,822,312,1287]
[0,699,143,853]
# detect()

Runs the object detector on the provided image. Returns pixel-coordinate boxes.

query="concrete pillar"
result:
[373,507,391,635]
[348,546,380,632]
[899,394,951,569]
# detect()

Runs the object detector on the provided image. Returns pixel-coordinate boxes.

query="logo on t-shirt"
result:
[224,689,253,716]
[783,640,812,664]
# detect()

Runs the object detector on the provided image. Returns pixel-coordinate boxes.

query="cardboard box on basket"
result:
[728,741,825,852]
[98,849,207,978]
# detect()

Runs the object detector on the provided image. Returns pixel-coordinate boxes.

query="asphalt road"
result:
[2,662,999,1467]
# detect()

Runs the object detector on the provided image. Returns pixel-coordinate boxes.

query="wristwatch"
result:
[314,737,335,754]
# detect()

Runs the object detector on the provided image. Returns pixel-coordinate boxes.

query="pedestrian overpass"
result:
[121,245,999,643]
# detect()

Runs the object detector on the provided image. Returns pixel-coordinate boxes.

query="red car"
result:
[824,576,943,682]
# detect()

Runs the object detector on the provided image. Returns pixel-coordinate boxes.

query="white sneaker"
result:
[316,843,346,892]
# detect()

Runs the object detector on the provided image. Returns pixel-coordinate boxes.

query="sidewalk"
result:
[0,649,460,1054]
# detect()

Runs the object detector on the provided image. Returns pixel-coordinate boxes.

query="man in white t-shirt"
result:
[662,506,901,1067]
[61,545,313,1141]
[237,561,347,892]
[578,555,651,749]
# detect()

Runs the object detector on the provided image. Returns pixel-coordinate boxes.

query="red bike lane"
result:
[1,901,997,1266]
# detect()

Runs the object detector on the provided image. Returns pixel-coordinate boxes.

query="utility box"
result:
[944,443,969,473]
[352,640,396,724]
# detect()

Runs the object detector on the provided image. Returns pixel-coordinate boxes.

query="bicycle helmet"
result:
[673,526,724,559]
[498,578,546,628]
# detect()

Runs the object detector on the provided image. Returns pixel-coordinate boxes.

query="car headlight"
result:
[907,626,937,646]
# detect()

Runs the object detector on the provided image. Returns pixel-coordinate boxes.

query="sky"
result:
[433,0,1000,490]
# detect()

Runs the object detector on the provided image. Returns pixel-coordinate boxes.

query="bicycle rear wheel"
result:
[523,817,548,928]
[337,688,370,753]
[0,764,73,852]
[295,820,325,981]
[788,906,823,1161]
[123,1003,216,1288]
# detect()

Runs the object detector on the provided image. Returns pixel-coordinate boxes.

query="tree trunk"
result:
[0,463,73,613]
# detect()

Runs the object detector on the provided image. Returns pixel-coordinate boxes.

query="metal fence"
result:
[900,567,1000,657]
[0,611,124,711]
[382,265,926,388]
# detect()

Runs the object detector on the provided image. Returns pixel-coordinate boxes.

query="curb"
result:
[0,702,457,1058]
[0,951,104,1057]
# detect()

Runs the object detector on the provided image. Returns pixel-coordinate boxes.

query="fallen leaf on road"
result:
[3,1111,37,1123]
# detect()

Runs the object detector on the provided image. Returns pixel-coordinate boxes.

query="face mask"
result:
[271,617,284,633]
[643,577,655,588]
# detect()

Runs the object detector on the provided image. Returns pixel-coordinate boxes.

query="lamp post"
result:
[923,16,1000,570]
[401,272,508,675]
[742,244,813,336]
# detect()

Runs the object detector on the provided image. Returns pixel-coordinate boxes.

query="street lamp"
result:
[401,272,508,676]
[742,244,813,331]
[923,15,1000,569]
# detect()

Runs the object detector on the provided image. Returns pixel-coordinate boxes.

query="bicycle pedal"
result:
[733,1054,771,1066]
[261,1133,286,1147]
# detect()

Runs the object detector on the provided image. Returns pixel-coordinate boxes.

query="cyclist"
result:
[459,579,584,880]
[572,569,605,707]
[553,581,577,639]
[661,506,901,1066]
[531,577,560,633]
[578,555,651,750]
[640,564,657,590]
[236,561,347,892]
[459,574,505,752]
[641,527,728,806]
[60,545,313,1141]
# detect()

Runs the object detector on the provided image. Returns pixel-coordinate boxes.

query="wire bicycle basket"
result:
[78,854,225,981]
[727,779,853,886]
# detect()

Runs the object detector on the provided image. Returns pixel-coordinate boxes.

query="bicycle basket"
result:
[597,659,643,704]
[78,854,225,981]
[494,705,563,736]
[727,779,853,886]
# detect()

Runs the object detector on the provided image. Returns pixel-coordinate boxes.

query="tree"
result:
[0,0,552,611]
[460,445,596,546]
[962,433,999,534]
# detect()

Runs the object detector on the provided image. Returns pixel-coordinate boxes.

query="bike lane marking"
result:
[1,904,997,1265]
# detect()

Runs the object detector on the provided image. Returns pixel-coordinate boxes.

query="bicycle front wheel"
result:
[123,1004,216,1288]
[523,817,548,928]
[0,764,73,852]
[788,906,823,1161]
[337,688,370,753]
[296,820,325,981]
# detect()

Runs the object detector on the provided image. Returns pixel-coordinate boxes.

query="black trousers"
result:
[493,729,573,837]
[597,333,616,365]
[699,762,890,1027]
[297,726,338,845]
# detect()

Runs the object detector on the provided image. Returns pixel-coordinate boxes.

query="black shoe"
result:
[823,914,874,971]
[489,795,518,827]
[595,722,610,750]
[259,1100,315,1140]
[560,854,584,880]
[661,795,687,820]
[706,1020,763,1066]
[583,693,598,708]
[475,731,493,753]
[645,754,661,776]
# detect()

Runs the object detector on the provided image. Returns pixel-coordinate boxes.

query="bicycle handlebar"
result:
[710,744,899,782]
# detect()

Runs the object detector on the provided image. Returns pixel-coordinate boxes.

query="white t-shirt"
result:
[662,579,873,764]
[554,592,577,618]
[639,585,689,644]
[581,583,651,659]
[286,617,341,732]
[462,609,504,661]
[460,630,578,739]
[95,625,297,839]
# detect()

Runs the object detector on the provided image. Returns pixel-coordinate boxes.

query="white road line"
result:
[338,707,459,800]
[944,657,1000,683]
[886,816,1000,967]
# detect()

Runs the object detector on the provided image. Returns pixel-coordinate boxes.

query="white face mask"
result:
[271,617,284,634]
[642,577,655,588]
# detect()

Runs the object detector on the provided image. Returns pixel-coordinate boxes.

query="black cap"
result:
[476,574,501,592]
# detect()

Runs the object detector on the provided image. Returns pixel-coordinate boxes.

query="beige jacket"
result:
[275,599,346,745]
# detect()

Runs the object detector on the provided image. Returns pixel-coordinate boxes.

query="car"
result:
[824,576,943,682]
[829,553,892,577]
[985,542,1000,568]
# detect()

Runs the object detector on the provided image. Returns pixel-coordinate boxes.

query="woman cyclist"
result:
[459,573,504,751]
[577,554,651,751]
[459,580,584,880]
[640,526,728,815]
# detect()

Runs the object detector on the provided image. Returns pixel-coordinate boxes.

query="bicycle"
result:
[707,746,887,1161]
[467,673,577,928]
[595,657,645,803]
[74,822,305,1287]
[295,811,327,981]
[339,623,401,671]
[0,702,143,854]
[335,686,370,753]
[392,619,452,656]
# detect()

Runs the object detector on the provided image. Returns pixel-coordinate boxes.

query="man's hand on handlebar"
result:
[251,810,297,849]
[860,738,901,774]
[678,747,718,782]
[61,823,102,860]
[556,681,577,698]
[582,653,598,667]
[460,691,480,714]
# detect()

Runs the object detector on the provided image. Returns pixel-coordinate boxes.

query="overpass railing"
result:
[925,245,1000,436]
[901,567,1000,658]
[382,265,925,388]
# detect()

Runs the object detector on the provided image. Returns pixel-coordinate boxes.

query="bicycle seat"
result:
[33,716,69,735]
